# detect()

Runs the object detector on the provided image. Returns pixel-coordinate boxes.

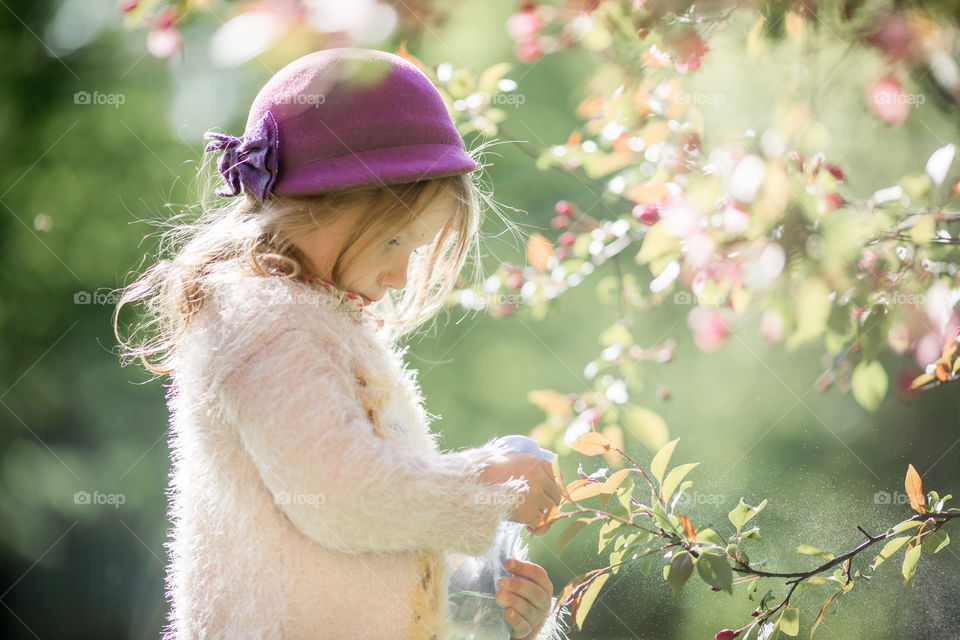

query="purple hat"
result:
[203,47,479,201]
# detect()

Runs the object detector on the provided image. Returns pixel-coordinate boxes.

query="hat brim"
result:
[274,143,479,196]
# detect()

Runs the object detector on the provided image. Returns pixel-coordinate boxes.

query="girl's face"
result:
[294,188,457,306]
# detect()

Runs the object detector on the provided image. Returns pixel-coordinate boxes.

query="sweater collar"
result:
[259,256,384,329]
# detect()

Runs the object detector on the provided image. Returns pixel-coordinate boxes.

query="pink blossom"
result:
[660,199,700,238]
[558,232,577,247]
[685,232,715,267]
[688,306,731,352]
[723,201,749,233]
[671,30,708,74]
[761,310,783,343]
[515,39,542,64]
[868,73,910,125]
[506,11,542,41]
[147,27,181,58]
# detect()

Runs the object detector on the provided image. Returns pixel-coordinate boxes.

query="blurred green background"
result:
[1,0,958,638]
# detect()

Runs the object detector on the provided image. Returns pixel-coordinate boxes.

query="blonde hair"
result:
[112,143,517,379]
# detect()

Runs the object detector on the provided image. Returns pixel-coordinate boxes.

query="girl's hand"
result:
[494,558,553,640]
[478,452,562,532]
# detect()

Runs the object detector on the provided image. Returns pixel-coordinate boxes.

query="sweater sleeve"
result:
[212,318,531,557]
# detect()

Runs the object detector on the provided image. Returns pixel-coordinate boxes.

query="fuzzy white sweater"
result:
[161,265,569,640]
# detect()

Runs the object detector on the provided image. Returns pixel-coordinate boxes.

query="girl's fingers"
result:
[504,606,533,638]
[541,479,562,506]
[497,575,550,612]
[541,486,561,509]
[504,560,553,597]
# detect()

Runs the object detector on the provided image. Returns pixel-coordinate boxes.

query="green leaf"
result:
[902,544,922,582]
[871,535,911,571]
[696,527,722,545]
[795,544,835,561]
[609,544,633,574]
[779,607,800,636]
[696,551,733,594]
[857,305,890,362]
[910,214,937,245]
[636,222,678,265]
[786,277,831,349]
[575,572,610,631]
[923,529,950,554]
[615,476,636,511]
[651,501,678,534]
[741,527,762,540]
[598,519,626,553]
[889,521,921,535]
[851,359,888,412]
[650,438,680,485]
[667,551,694,596]
[729,498,768,532]
[639,556,654,576]
[661,463,700,507]
[599,322,633,348]
[622,405,669,451]
[477,62,512,95]
[557,518,592,554]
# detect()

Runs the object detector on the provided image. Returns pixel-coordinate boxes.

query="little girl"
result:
[114,48,569,640]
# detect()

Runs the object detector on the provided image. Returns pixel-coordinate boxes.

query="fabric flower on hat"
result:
[203,110,279,201]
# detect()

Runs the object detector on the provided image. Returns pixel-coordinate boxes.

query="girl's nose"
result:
[379,263,409,291]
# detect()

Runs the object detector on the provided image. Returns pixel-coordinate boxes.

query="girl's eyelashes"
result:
[387,237,427,257]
